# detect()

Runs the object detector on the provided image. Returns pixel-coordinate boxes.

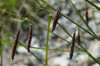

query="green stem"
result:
[45,14,52,66]
[0,38,86,66]
[0,39,86,54]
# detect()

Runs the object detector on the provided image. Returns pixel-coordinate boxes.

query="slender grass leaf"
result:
[85,0,100,10]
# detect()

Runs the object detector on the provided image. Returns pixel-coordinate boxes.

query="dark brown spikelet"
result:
[0,25,2,33]
[27,24,32,52]
[77,30,81,44]
[85,5,89,24]
[11,29,20,61]
[0,54,2,66]
[51,6,61,32]
[70,30,76,60]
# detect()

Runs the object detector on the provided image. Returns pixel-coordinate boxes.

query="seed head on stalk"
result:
[11,29,20,61]
[85,4,89,24]
[51,6,61,32]
[27,24,32,52]
[77,30,81,44]
[70,30,76,60]
[0,25,2,33]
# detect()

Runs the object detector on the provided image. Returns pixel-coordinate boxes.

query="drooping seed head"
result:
[0,54,2,66]
[51,6,61,32]
[77,30,81,44]
[0,25,2,33]
[70,30,76,60]
[27,24,32,52]
[11,29,20,61]
[85,4,89,24]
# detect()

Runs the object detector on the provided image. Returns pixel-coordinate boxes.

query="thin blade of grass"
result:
[0,32,7,56]
[45,14,52,66]
[0,32,7,66]
[85,0,100,10]
[24,4,40,17]
[40,0,55,11]
[0,41,4,56]
[58,23,72,37]
[79,43,100,65]
[30,51,45,66]
[0,39,86,54]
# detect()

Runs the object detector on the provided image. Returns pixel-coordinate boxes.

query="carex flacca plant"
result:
[0,0,100,66]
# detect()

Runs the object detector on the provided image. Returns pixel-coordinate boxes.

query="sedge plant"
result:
[0,0,100,66]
